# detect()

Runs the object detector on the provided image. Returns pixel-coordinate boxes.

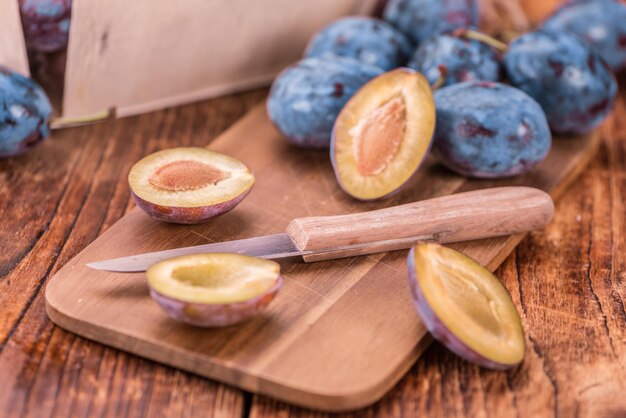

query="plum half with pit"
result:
[304,17,413,71]
[331,68,435,200]
[383,0,478,45]
[147,253,282,327]
[0,65,52,158]
[128,147,255,224]
[407,29,501,87]
[504,29,617,135]
[19,0,72,53]
[408,243,525,369]
[433,81,551,178]
[542,0,626,72]
[267,57,383,149]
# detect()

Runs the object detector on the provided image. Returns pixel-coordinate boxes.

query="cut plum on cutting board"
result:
[332,68,435,200]
[408,243,525,369]
[147,253,282,327]
[128,147,255,224]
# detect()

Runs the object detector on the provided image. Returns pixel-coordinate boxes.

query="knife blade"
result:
[87,186,554,272]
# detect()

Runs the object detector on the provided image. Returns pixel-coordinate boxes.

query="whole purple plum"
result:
[0,65,52,158]
[542,0,626,72]
[305,17,413,71]
[504,29,617,135]
[267,57,383,149]
[407,30,501,87]
[433,81,551,178]
[383,0,478,45]
[19,0,72,53]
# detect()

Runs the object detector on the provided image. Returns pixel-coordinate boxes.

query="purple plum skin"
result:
[407,31,501,87]
[504,29,618,135]
[19,0,72,53]
[150,276,282,327]
[542,0,626,72]
[305,16,413,71]
[433,81,551,178]
[267,57,383,149]
[383,0,478,45]
[0,65,52,158]
[407,247,513,370]
[131,187,251,224]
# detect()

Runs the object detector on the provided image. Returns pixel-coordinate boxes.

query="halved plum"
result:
[408,243,525,369]
[331,68,435,200]
[147,253,282,327]
[128,147,254,224]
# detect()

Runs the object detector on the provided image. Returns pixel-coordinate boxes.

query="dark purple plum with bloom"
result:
[433,81,551,178]
[267,57,383,149]
[19,0,72,53]
[504,29,617,135]
[542,0,626,72]
[383,0,478,45]
[407,30,500,87]
[0,65,52,158]
[305,17,413,71]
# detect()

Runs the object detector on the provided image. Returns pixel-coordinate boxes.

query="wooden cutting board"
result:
[45,104,599,412]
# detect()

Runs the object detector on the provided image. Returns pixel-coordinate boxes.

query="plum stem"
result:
[431,65,449,91]
[50,108,115,129]
[453,28,509,52]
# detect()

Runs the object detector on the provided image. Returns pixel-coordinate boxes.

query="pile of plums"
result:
[0,0,72,158]
[268,0,622,199]
[0,65,52,158]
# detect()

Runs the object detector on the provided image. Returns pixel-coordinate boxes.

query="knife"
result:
[87,186,554,272]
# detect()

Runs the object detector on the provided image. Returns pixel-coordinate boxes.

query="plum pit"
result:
[351,96,406,177]
[149,160,231,192]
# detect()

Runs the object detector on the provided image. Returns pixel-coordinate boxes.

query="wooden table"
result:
[1,73,625,418]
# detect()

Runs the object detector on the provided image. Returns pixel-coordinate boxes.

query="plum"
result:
[147,254,282,327]
[504,29,618,135]
[19,0,72,53]
[407,29,501,87]
[128,147,255,224]
[0,65,52,158]
[267,57,383,149]
[408,243,525,369]
[383,0,478,45]
[331,68,435,200]
[433,81,551,178]
[304,17,413,71]
[542,0,626,72]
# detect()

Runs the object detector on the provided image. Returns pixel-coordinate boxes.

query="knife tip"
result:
[86,261,146,273]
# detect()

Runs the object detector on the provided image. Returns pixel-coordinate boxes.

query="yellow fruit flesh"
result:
[147,253,280,304]
[333,69,435,200]
[128,147,254,208]
[412,243,525,366]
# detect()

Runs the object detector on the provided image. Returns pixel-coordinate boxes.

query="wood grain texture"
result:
[46,87,598,410]
[0,89,265,418]
[1,75,624,417]
[0,0,30,75]
[287,187,554,254]
[62,0,377,118]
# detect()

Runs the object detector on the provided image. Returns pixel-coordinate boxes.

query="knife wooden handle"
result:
[286,187,554,262]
